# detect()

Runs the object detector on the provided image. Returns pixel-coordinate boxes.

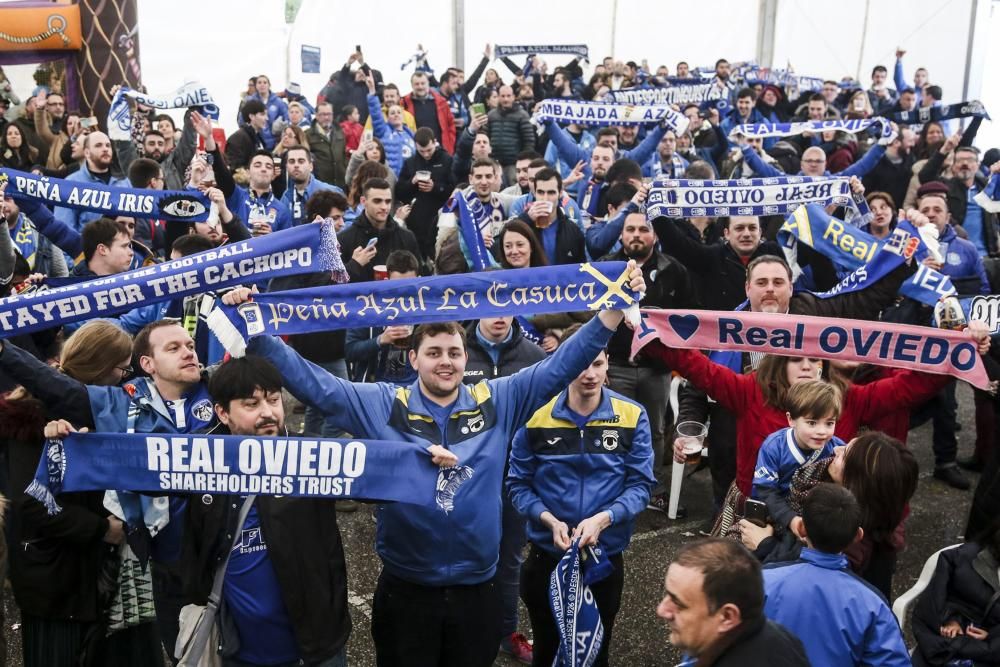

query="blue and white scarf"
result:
[779,204,958,307]
[27,432,443,515]
[207,262,640,357]
[727,118,894,143]
[1,168,210,223]
[884,100,990,126]
[549,540,612,667]
[974,173,1000,213]
[968,295,1000,335]
[647,175,854,219]
[742,67,825,92]
[495,44,589,61]
[533,99,689,133]
[108,81,219,141]
[0,222,336,338]
[606,85,727,106]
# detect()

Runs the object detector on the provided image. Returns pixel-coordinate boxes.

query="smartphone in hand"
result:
[744,499,769,528]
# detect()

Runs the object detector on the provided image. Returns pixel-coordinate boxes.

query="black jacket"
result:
[913,542,1000,666]
[224,125,264,171]
[396,147,454,258]
[518,210,586,266]
[602,248,701,363]
[180,424,351,665]
[462,319,546,383]
[3,397,114,622]
[337,212,423,282]
[862,152,915,213]
[708,617,811,666]
[486,105,535,166]
[652,217,785,311]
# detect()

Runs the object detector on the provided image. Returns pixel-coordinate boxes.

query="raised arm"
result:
[622,123,667,165]
[0,339,93,427]
[839,144,885,178]
[740,143,782,178]
[17,197,83,258]
[544,119,589,166]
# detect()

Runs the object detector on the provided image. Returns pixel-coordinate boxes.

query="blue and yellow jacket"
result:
[248,315,616,586]
[507,387,655,557]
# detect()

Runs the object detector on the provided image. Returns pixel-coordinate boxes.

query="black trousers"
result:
[371,569,503,667]
[520,545,625,667]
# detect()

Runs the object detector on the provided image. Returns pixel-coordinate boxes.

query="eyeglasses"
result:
[116,365,133,376]
[802,159,826,165]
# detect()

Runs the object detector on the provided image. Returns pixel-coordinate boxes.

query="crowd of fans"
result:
[0,40,998,667]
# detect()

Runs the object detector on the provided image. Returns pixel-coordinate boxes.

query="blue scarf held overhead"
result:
[207,262,640,357]
[884,100,989,126]
[742,67,825,92]
[533,99,689,134]
[606,85,728,106]
[647,175,857,220]
[779,204,958,307]
[108,82,219,141]
[495,44,589,61]
[726,118,894,143]
[549,540,612,667]
[1,168,210,223]
[0,221,337,339]
[27,433,443,515]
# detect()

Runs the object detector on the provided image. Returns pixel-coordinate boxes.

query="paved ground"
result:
[0,384,986,666]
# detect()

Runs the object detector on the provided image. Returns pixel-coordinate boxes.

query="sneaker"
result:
[499,632,533,665]
[646,493,687,518]
[957,456,984,473]
[934,466,971,490]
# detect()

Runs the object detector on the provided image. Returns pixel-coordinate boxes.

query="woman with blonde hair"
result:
[1,321,165,666]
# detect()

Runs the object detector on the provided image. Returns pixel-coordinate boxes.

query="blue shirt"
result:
[540,223,559,265]
[422,393,458,440]
[223,502,300,665]
[753,427,838,499]
[227,187,293,233]
[474,326,513,367]
[964,186,987,256]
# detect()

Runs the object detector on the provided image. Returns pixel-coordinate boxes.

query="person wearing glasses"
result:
[739,135,887,181]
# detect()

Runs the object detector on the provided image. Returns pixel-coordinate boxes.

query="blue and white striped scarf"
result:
[727,118,894,144]
[533,99,689,134]
[883,99,989,126]
[495,44,589,61]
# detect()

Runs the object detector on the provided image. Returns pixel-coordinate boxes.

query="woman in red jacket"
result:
[649,342,950,497]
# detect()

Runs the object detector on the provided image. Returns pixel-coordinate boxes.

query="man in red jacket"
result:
[402,71,456,154]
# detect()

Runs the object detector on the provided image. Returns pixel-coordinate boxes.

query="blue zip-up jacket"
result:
[368,94,415,176]
[244,92,289,151]
[280,175,344,227]
[741,142,886,180]
[752,427,841,529]
[763,548,911,667]
[584,201,637,259]
[248,315,616,586]
[507,387,654,557]
[936,223,990,295]
[54,162,130,232]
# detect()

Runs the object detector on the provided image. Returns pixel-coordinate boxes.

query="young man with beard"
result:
[338,178,421,282]
[603,212,699,501]
[54,131,129,232]
[517,168,585,265]
[280,145,342,227]
[222,263,645,667]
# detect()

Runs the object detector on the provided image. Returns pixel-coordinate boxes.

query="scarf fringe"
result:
[25,479,63,515]
[206,307,248,358]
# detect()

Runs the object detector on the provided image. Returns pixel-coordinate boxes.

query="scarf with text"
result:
[533,99,689,133]
[495,44,589,61]
[632,309,989,389]
[884,100,990,126]
[108,82,219,141]
[1,168,210,223]
[778,204,957,307]
[0,222,336,338]
[727,118,894,144]
[606,85,728,106]
[549,540,611,667]
[207,262,639,357]
[647,175,857,220]
[27,433,443,515]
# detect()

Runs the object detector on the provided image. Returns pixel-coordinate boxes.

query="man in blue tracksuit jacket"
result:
[507,342,654,666]
[760,483,910,667]
[233,265,643,667]
[0,319,216,659]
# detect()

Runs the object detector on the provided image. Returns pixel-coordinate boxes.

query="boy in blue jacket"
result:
[752,380,843,532]
[762,483,910,666]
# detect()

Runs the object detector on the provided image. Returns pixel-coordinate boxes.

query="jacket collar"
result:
[973,547,1000,592]
[799,546,850,570]
[550,387,616,424]
[402,379,480,419]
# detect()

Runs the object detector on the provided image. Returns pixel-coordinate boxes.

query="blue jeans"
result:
[222,648,346,667]
[497,490,527,636]
[302,359,348,437]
